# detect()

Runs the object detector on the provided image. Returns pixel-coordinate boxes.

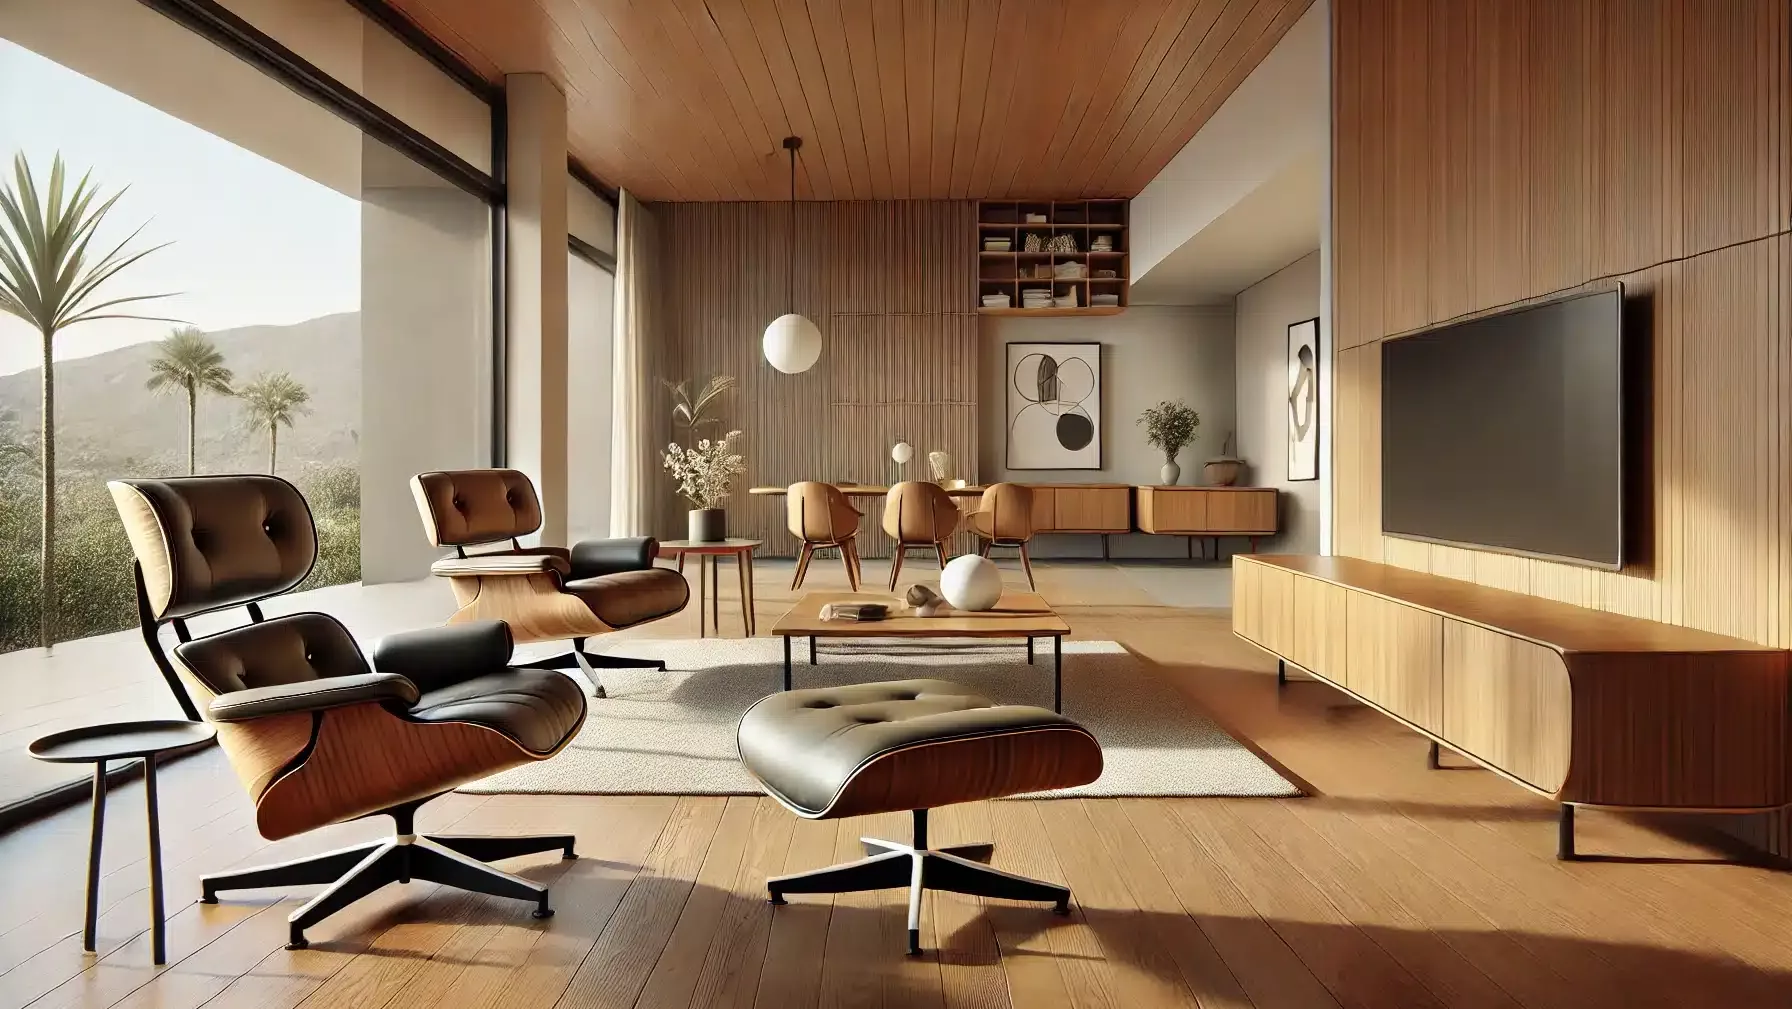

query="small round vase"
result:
[940,555,1003,611]
[1160,461,1182,485]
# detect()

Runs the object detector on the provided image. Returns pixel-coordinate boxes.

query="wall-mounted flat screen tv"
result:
[1381,287,1624,570]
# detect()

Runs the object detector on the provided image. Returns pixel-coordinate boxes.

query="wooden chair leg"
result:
[888,547,906,591]
[792,543,814,590]
[935,542,949,568]
[841,540,861,591]
[979,539,992,558]
[1019,542,1036,590]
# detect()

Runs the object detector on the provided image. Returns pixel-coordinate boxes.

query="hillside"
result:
[0,313,360,477]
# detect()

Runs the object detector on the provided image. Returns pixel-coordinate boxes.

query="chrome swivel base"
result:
[515,636,668,698]
[765,810,1071,955]
[199,804,573,949]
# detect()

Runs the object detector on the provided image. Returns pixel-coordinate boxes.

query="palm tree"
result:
[237,372,310,474]
[0,153,174,648]
[146,327,233,475]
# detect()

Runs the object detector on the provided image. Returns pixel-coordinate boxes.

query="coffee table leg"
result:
[783,635,792,691]
[84,760,106,952]
[1053,635,1063,713]
[809,636,817,665]
[1027,637,1034,665]
[145,754,166,965]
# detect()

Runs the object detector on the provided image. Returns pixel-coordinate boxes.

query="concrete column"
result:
[505,72,570,546]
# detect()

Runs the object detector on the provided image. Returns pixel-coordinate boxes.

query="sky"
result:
[0,37,360,376]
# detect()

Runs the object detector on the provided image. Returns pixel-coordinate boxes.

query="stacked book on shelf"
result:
[983,235,1012,252]
[1020,287,1054,309]
[981,291,1012,308]
[1091,234,1116,252]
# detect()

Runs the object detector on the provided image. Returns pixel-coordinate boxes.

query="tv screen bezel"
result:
[1378,284,1626,572]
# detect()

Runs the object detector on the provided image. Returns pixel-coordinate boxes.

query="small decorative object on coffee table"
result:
[658,538,761,637]
[1139,399,1200,486]
[30,719,217,965]
[773,591,1074,710]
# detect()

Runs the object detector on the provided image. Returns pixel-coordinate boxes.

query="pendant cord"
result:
[795,142,802,313]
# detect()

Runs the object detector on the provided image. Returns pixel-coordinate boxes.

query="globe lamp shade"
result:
[763,313,822,374]
[891,441,914,465]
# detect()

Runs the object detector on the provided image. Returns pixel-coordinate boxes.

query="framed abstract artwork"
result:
[1006,342,1101,469]
[1287,317,1320,481]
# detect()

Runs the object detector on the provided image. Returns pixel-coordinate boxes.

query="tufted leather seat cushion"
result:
[737,679,1102,819]
[411,469,544,547]
[409,668,587,754]
[564,567,691,629]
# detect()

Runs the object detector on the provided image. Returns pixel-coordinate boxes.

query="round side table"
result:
[29,719,216,965]
[658,539,762,638]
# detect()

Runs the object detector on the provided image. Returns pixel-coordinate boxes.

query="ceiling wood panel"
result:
[384,0,1311,200]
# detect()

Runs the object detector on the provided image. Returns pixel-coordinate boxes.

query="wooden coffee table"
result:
[771,591,1073,711]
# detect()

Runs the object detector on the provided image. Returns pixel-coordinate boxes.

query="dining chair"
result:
[786,481,863,590]
[880,481,960,590]
[966,482,1038,590]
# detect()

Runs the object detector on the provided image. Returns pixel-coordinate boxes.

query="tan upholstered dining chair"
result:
[966,482,1038,590]
[411,469,690,698]
[786,481,864,590]
[110,475,587,950]
[880,480,959,590]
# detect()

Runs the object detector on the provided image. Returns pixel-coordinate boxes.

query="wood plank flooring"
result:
[5,557,1792,1008]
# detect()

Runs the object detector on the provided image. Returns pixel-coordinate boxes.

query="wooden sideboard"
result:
[1233,554,1791,858]
[1137,486,1277,557]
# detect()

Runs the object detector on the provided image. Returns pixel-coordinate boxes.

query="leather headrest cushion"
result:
[109,475,317,621]
[411,469,543,546]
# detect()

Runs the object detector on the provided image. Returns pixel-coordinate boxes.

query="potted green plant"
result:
[1138,400,1200,485]
[663,431,745,541]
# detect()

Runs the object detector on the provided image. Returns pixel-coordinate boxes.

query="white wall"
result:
[568,176,616,257]
[978,307,1236,558]
[566,252,614,542]
[359,164,492,583]
[1234,250,1321,554]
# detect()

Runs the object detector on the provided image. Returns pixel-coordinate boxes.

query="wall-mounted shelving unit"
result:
[975,199,1129,316]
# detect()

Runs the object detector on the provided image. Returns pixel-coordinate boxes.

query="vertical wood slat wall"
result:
[1331,0,1792,851]
[648,201,978,558]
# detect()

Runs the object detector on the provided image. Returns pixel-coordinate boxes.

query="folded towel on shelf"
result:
[1052,262,1085,279]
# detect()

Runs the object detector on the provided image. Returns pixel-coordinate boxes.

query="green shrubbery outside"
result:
[0,451,359,653]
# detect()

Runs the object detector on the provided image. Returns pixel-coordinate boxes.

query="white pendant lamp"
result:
[763,136,821,374]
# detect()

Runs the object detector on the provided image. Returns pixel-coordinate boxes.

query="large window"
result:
[567,246,615,541]
[0,0,498,811]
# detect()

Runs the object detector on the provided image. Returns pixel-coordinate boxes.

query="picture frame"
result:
[1005,342,1102,470]
[1287,317,1320,482]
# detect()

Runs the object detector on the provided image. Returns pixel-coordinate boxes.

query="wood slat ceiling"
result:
[383,0,1313,201]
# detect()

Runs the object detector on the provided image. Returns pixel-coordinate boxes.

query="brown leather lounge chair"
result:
[109,475,587,951]
[410,469,690,698]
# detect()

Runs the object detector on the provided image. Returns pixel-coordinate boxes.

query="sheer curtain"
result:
[609,190,656,536]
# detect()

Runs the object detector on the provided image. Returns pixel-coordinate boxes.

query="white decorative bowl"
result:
[940,555,1003,611]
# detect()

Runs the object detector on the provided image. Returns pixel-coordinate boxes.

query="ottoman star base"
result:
[767,808,1070,955]
[738,678,1104,955]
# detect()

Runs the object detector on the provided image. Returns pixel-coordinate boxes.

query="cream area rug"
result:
[462,638,1300,799]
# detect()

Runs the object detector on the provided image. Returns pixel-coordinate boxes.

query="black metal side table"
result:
[29,719,216,965]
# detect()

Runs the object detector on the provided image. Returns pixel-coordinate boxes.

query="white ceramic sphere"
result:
[940,555,1003,611]
[763,313,822,374]
[891,441,914,465]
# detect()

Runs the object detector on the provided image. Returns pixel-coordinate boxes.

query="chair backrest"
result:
[786,482,860,542]
[881,481,959,543]
[977,483,1036,541]
[109,475,318,622]
[412,469,543,548]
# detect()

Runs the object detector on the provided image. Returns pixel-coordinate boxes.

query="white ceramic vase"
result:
[1160,460,1182,485]
[940,555,1003,611]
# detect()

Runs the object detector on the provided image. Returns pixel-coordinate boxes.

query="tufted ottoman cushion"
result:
[737,679,1103,819]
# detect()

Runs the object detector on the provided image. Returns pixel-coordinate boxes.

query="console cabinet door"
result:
[1232,560,1262,644]
[1345,593,1443,732]
[1442,620,1572,793]
[1290,575,1347,683]
[1255,564,1296,657]
[1028,487,1057,532]
[1207,490,1276,533]
[1052,487,1129,531]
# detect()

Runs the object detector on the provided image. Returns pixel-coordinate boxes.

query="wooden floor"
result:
[5,557,1792,1008]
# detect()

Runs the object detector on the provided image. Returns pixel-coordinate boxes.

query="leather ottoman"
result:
[737,678,1103,954]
